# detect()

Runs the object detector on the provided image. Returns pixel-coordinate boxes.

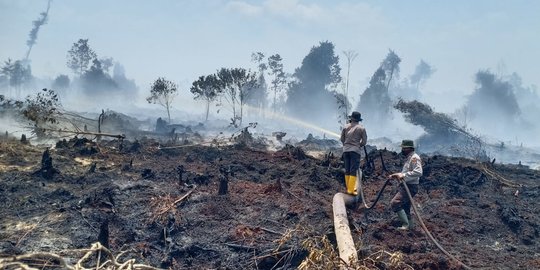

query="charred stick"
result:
[225,243,257,251]
[379,151,388,172]
[39,128,125,139]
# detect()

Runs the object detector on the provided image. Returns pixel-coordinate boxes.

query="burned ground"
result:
[0,138,539,269]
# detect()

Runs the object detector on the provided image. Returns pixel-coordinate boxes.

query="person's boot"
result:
[408,215,415,229]
[396,210,410,230]
[347,175,358,195]
[344,175,350,193]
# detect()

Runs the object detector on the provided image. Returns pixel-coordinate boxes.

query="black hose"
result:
[402,181,473,270]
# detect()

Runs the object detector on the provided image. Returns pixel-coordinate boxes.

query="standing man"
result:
[389,140,423,230]
[340,111,367,195]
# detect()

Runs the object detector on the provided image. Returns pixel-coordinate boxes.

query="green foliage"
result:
[357,50,401,124]
[52,74,70,90]
[357,67,391,122]
[147,77,178,123]
[410,60,435,89]
[267,54,287,112]
[248,52,268,110]
[67,39,97,75]
[468,70,521,121]
[0,95,24,114]
[395,99,486,159]
[80,59,118,94]
[1,59,33,88]
[286,41,341,121]
[22,89,62,137]
[216,68,258,126]
[190,74,221,121]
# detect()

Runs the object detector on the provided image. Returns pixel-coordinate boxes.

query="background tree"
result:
[1,59,33,91]
[146,77,178,123]
[267,54,287,113]
[23,88,62,137]
[467,70,521,128]
[357,67,390,123]
[67,39,97,75]
[410,60,435,90]
[381,49,401,92]
[25,0,51,61]
[190,74,221,121]
[216,68,258,126]
[52,75,70,91]
[80,59,117,94]
[342,50,358,117]
[286,41,341,122]
[248,52,268,113]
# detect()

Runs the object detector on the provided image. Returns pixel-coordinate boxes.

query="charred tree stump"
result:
[88,162,97,174]
[97,109,105,142]
[37,148,59,179]
[177,165,185,185]
[20,134,28,144]
[218,166,231,195]
[218,175,228,195]
[98,219,110,248]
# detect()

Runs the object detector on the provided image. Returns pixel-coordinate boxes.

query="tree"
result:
[1,59,33,90]
[80,59,117,94]
[248,52,268,113]
[147,77,178,123]
[286,41,341,121]
[52,75,70,90]
[467,70,520,124]
[356,50,401,125]
[23,88,62,137]
[267,54,287,112]
[190,74,221,121]
[25,0,51,61]
[216,68,258,126]
[357,67,390,123]
[381,49,401,92]
[67,39,97,75]
[342,50,358,117]
[410,60,435,90]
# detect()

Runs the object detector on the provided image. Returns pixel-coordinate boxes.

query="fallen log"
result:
[39,128,126,139]
[332,193,358,267]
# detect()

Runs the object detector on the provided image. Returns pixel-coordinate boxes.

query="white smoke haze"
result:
[1,1,539,168]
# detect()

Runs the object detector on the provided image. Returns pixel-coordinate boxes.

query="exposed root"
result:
[0,242,161,270]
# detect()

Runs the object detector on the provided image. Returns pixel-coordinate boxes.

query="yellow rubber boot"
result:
[344,175,350,191]
[348,175,358,195]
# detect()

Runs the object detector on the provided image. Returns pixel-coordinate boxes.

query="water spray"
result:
[244,105,340,139]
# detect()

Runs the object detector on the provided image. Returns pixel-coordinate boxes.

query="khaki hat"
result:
[400,140,415,148]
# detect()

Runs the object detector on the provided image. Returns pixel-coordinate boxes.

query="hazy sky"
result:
[1,0,539,112]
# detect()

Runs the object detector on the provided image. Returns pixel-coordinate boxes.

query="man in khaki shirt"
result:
[340,111,367,195]
[389,139,423,230]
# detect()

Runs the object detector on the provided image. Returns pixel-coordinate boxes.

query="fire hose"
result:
[357,151,391,210]
[357,150,473,270]
[402,181,473,270]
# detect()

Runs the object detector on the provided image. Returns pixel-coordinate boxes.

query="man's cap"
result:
[400,139,415,148]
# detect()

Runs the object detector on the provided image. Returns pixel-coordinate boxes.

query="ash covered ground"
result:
[1,130,539,269]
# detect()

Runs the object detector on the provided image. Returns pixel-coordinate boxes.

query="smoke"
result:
[25,0,52,61]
